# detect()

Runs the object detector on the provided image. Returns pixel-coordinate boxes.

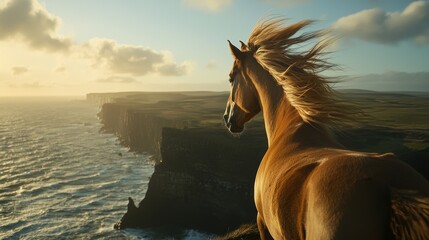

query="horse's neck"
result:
[248,63,338,148]
[261,92,300,145]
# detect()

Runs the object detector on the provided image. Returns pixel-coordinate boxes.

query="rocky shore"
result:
[87,91,429,236]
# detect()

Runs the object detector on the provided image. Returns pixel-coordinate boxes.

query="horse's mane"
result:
[247,18,359,128]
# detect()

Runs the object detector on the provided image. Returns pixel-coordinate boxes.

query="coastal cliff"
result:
[88,92,236,158]
[115,127,266,233]
[87,91,429,236]
[99,102,190,157]
[88,92,267,233]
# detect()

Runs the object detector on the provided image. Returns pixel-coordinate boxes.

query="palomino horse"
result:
[223,19,429,240]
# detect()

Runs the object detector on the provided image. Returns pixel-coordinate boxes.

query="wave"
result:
[0,99,157,239]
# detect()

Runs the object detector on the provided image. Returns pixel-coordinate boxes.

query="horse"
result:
[223,18,429,240]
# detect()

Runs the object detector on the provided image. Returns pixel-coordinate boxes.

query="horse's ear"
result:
[228,40,243,60]
[239,40,248,51]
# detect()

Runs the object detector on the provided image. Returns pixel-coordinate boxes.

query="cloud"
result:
[183,0,232,12]
[338,71,429,92]
[12,66,29,75]
[0,0,72,52]
[156,62,191,76]
[331,1,429,45]
[96,76,138,84]
[84,38,191,77]
[0,0,192,79]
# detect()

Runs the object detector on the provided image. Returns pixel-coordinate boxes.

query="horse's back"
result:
[305,150,429,240]
[309,150,429,191]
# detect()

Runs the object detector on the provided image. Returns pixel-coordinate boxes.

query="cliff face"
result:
[91,92,235,157]
[115,127,267,233]
[87,92,146,106]
[99,103,190,157]
[86,93,117,106]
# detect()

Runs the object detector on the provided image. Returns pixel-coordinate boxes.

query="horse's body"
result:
[256,142,428,239]
[224,19,429,240]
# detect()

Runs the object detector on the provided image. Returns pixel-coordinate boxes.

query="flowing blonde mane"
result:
[247,18,358,127]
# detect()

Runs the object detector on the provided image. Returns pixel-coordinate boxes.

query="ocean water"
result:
[0,97,210,240]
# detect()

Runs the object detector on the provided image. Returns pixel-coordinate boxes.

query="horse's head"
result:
[223,41,261,134]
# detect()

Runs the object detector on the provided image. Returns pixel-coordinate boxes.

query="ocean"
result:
[0,97,210,239]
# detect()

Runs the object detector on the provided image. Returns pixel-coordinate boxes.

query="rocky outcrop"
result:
[115,127,267,233]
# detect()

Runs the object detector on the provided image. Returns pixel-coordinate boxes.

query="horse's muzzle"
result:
[224,114,244,133]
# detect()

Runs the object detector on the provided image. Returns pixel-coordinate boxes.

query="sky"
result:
[0,0,428,96]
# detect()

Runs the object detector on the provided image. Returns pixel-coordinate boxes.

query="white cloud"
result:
[331,1,429,45]
[0,0,72,52]
[84,38,191,77]
[183,0,232,12]
[12,66,29,75]
[0,0,191,79]
[157,61,192,76]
